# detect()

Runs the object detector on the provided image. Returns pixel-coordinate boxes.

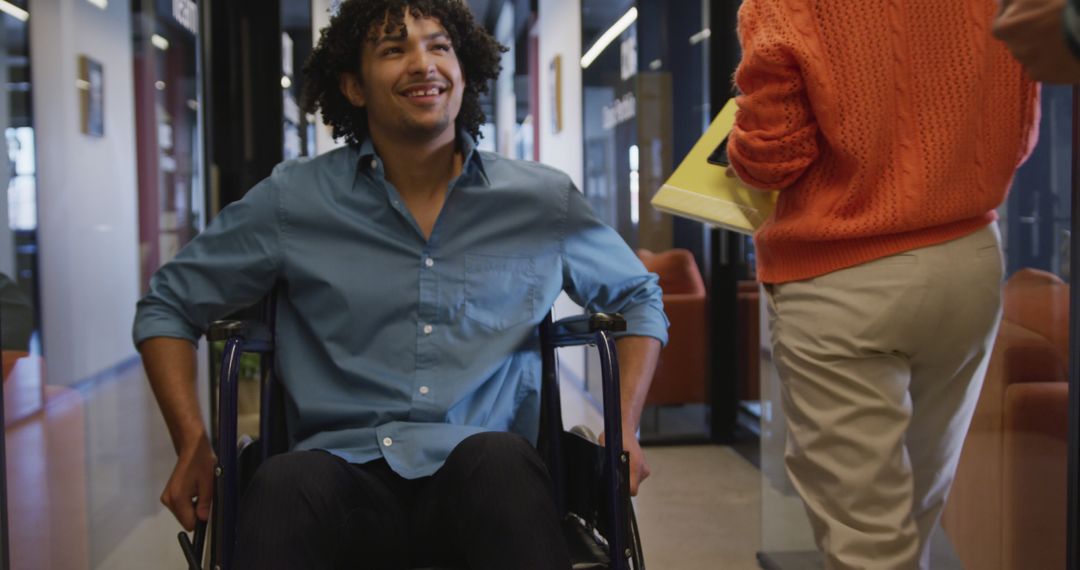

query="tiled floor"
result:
[98,462,767,569]
[634,445,762,569]
[87,367,766,569]
[98,443,767,570]
[82,363,178,566]
[7,349,978,570]
[8,351,977,569]
[3,347,209,570]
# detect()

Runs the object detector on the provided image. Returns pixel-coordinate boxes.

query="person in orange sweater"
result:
[727,1,1040,568]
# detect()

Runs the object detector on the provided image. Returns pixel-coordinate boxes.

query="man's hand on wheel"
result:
[162,433,216,531]
[599,431,651,496]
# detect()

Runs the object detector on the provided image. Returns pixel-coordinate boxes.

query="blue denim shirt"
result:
[133,134,668,479]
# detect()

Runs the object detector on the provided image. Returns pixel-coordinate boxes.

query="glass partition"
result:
[0,0,205,567]
[0,4,32,567]
[758,86,1077,570]
[0,2,41,567]
[582,0,714,443]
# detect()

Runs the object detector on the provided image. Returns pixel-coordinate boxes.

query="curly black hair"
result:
[302,0,506,147]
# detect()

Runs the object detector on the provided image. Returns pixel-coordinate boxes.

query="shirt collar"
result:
[355,129,490,186]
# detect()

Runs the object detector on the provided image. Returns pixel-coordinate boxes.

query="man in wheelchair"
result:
[133,1,668,568]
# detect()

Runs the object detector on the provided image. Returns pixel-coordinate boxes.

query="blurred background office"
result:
[0,0,1075,568]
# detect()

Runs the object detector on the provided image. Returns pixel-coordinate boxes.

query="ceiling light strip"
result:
[0,1,29,21]
[580,7,637,69]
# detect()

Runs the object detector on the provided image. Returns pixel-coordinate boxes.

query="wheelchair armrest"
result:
[207,320,274,352]
[207,319,276,566]
[549,313,626,347]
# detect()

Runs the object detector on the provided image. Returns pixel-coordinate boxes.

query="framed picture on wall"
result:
[78,55,104,137]
[549,55,562,134]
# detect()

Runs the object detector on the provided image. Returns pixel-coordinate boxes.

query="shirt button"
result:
[424,257,434,268]
[423,324,434,335]
[419,386,430,395]
[370,159,377,169]
[382,437,393,447]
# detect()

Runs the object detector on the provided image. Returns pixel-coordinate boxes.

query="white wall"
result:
[535,0,600,431]
[537,0,583,188]
[31,0,141,384]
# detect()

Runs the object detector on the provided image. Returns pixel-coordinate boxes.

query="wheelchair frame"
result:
[179,312,645,570]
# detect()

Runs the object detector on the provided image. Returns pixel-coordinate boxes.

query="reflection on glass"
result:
[582,0,637,248]
[282,2,315,161]
[584,0,713,443]
[629,144,639,225]
[0,271,30,351]
[1,0,205,567]
[135,1,202,291]
[0,3,54,569]
[939,85,1074,570]
[5,127,33,231]
[0,7,36,350]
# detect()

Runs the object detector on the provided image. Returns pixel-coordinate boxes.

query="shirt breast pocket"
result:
[464,253,538,331]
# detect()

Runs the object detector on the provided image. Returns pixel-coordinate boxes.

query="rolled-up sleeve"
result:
[132,177,283,347]
[559,181,669,346]
[728,0,819,190]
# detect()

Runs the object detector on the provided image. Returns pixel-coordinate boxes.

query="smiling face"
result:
[340,11,465,146]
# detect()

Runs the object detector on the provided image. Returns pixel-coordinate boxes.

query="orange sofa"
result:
[736,281,761,401]
[4,350,42,426]
[943,268,1069,570]
[637,249,708,406]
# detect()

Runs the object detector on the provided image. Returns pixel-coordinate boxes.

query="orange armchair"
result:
[637,249,708,406]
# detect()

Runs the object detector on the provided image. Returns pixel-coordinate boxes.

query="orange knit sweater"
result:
[728,0,1040,284]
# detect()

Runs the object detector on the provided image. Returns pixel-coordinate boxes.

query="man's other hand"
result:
[994,0,1080,84]
[599,431,652,496]
[161,433,216,531]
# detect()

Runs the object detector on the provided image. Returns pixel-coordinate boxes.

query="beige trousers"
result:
[764,224,1004,570]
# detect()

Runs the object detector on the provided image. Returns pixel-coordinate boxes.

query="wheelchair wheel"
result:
[628,502,645,569]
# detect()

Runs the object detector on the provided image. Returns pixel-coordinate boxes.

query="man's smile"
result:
[399,82,448,104]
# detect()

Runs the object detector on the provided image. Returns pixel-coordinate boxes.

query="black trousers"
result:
[233,431,573,570]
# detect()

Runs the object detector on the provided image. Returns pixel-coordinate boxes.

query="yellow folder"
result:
[651,99,777,235]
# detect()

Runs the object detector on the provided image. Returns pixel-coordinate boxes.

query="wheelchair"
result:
[177,309,646,570]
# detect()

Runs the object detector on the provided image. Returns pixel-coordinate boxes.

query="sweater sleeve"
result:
[728,0,820,191]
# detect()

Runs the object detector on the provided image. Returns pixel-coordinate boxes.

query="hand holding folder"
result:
[651,99,778,236]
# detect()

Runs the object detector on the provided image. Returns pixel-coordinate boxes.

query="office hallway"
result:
[57,362,766,569]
